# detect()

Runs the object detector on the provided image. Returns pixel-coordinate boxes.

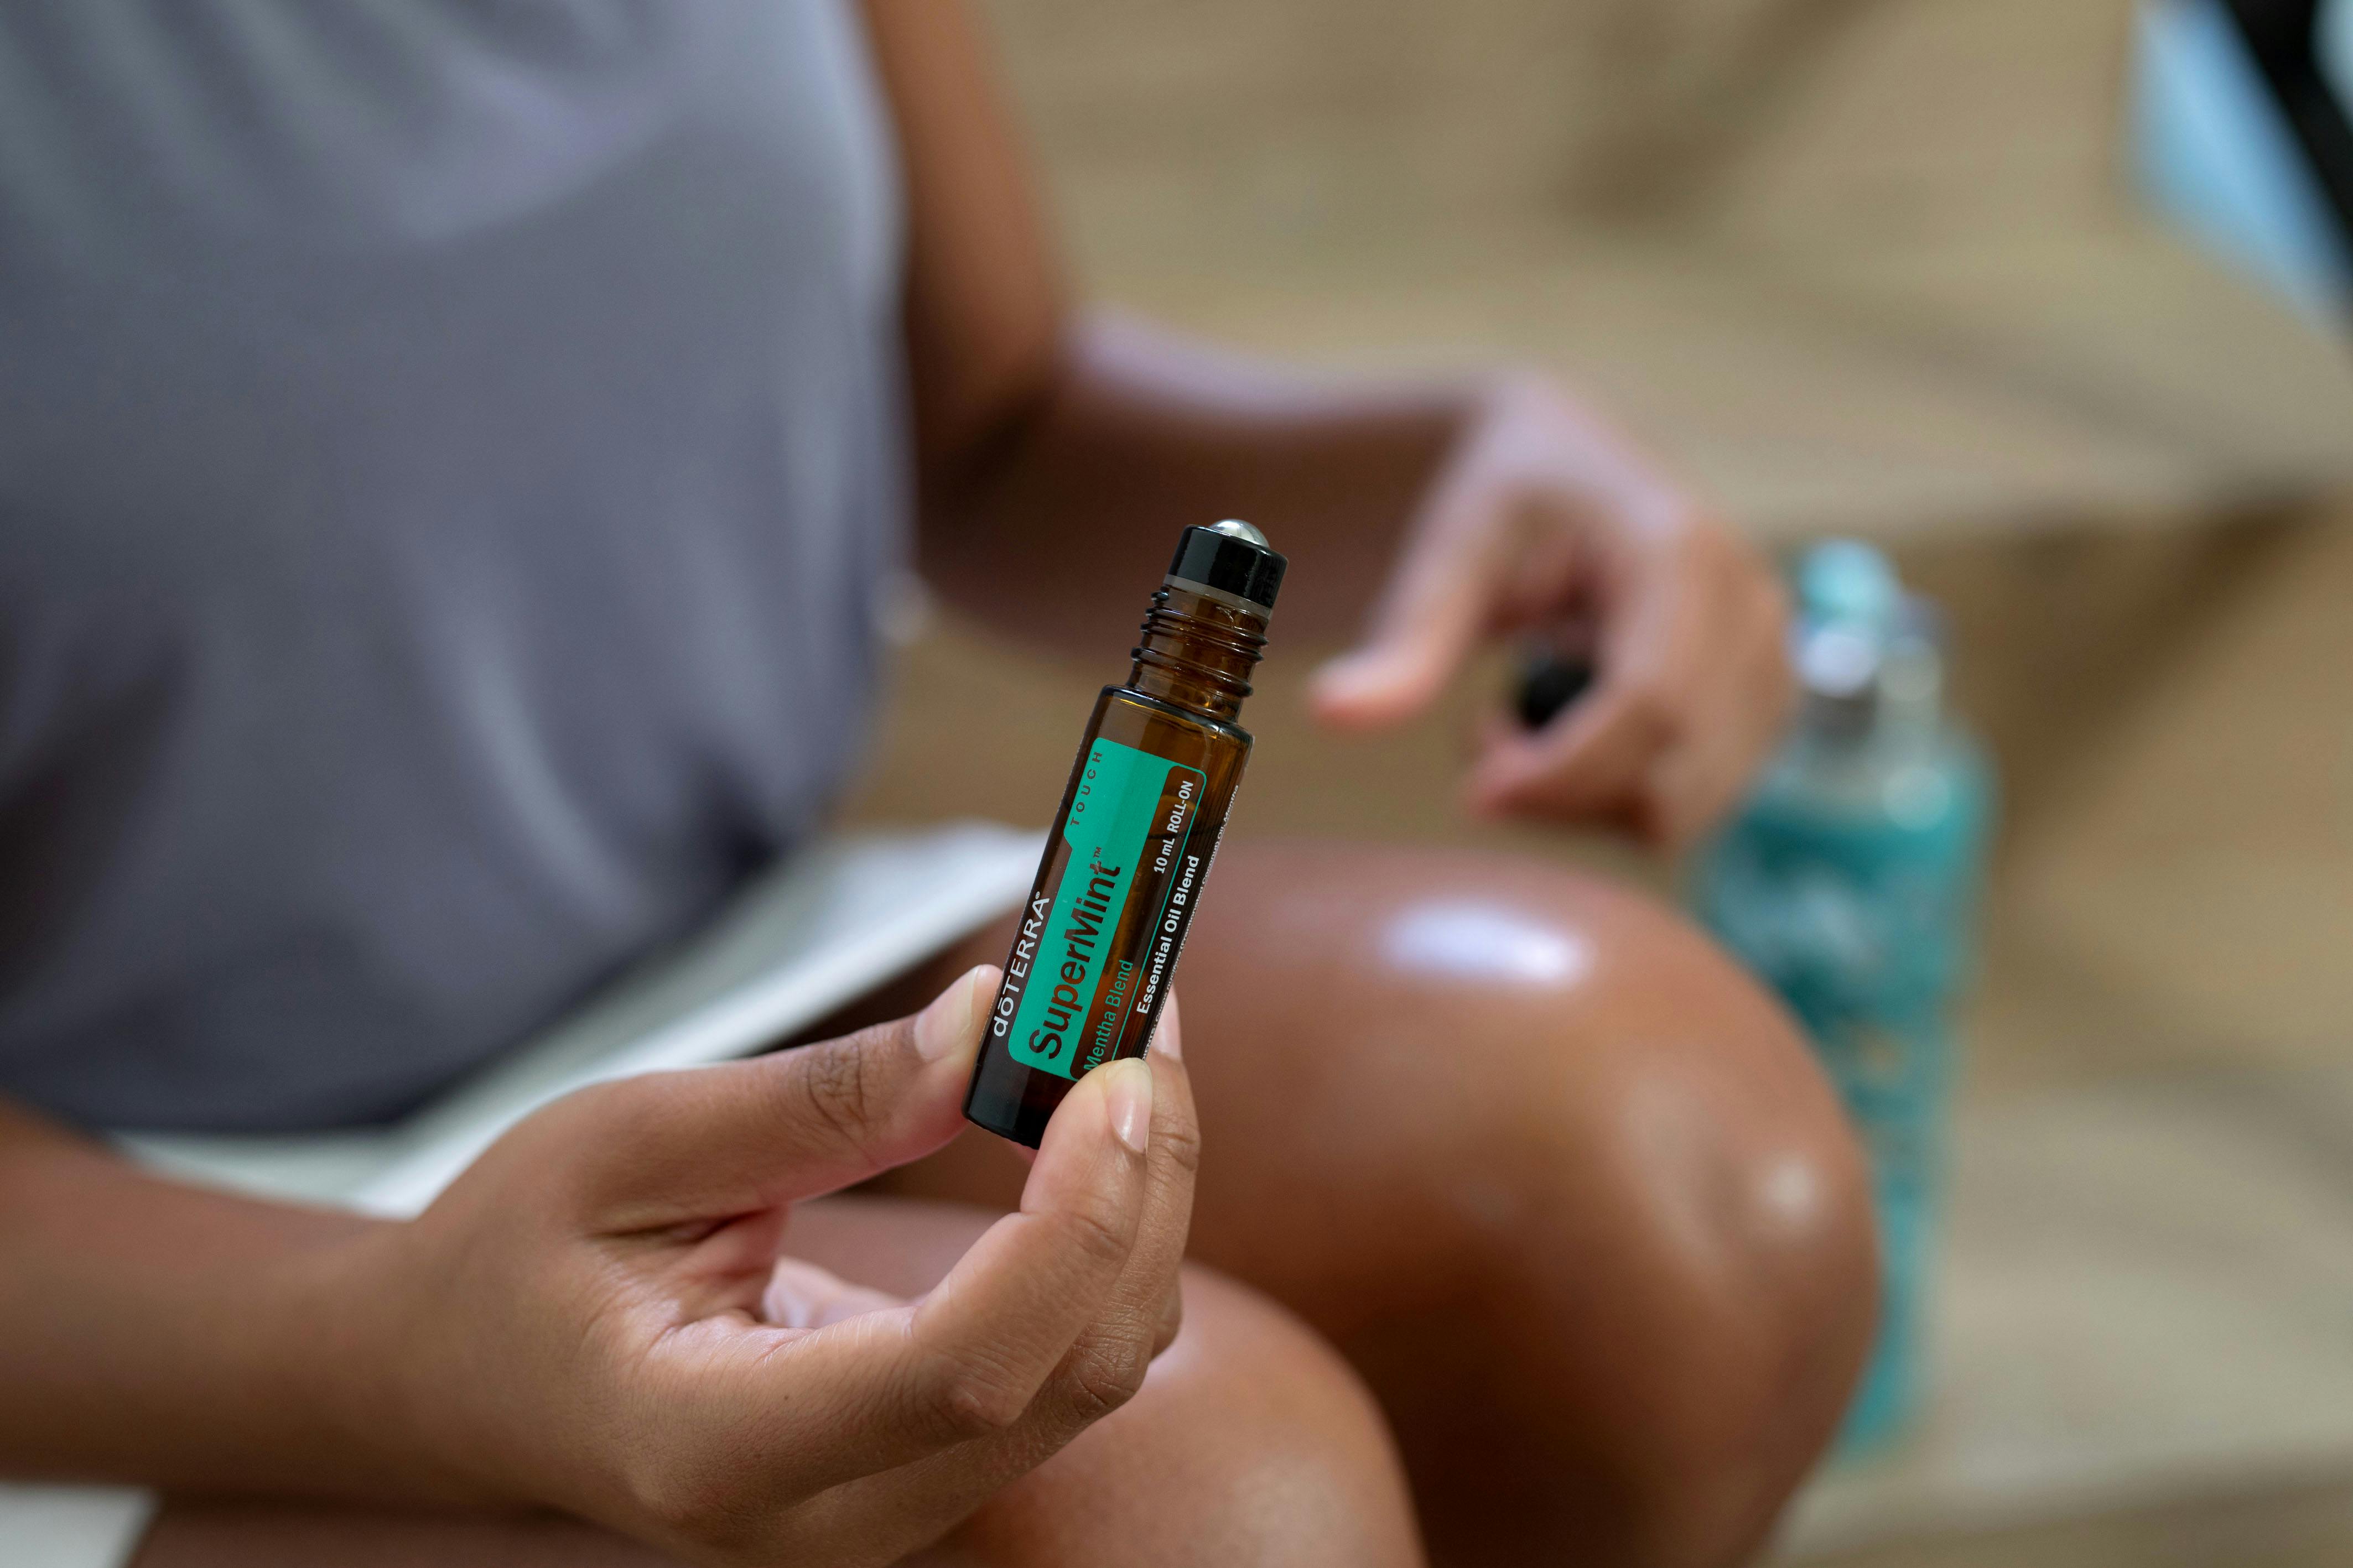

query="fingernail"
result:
[915,966,999,1062]
[1150,994,1183,1062]
[1103,1059,1154,1155]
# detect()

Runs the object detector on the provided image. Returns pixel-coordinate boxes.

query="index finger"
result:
[1311,470,1524,729]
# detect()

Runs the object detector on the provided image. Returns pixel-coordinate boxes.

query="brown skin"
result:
[111,843,1870,1568]
[870,846,1878,1567]
[6,975,1284,1567]
[133,1204,1423,1568]
[4,1,1857,1564]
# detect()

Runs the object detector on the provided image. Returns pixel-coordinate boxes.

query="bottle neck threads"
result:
[1128,584,1266,723]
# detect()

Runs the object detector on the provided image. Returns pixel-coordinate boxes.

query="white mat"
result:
[121,821,1041,1214]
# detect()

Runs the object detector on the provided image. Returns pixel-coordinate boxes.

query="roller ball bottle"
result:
[964,521,1285,1147]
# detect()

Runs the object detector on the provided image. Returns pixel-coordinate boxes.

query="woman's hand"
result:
[330,966,1197,1567]
[1310,372,1794,850]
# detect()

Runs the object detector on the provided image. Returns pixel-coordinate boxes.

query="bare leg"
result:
[872,842,1879,1568]
[802,1198,1420,1568]
[131,1197,1421,1568]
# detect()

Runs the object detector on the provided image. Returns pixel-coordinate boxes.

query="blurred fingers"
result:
[1639,555,1795,847]
[1466,668,1679,824]
[1471,521,1788,845]
[1311,475,1523,730]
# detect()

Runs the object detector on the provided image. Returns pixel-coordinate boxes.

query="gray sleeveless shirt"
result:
[0,2,906,1130]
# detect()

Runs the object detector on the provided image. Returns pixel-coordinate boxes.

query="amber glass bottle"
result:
[964,521,1285,1147]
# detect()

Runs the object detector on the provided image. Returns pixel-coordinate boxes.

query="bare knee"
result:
[1486,875,1875,1565]
[930,1265,1424,1568]
[1187,845,1876,1567]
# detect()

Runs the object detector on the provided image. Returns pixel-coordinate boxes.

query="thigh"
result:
[794,1197,1420,1568]
[134,1195,1420,1568]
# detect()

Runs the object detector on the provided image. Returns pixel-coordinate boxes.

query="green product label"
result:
[1005,737,1206,1080]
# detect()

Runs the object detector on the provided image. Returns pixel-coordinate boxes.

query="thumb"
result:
[556,964,1001,1231]
[1311,478,1513,730]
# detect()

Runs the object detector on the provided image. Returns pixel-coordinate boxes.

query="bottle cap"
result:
[1167,521,1287,615]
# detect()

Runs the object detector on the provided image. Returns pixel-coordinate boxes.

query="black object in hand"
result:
[1515,649,1596,730]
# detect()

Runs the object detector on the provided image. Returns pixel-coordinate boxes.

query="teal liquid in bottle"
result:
[1690,543,1994,1453]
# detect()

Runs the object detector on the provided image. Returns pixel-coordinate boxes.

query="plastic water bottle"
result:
[1689,541,1994,1452]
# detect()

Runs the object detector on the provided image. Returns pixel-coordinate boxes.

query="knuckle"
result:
[1156,1105,1204,1180]
[928,1354,1032,1440]
[792,1035,884,1155]
[1056,1333,1152,1424]
[625,1454,759,1552]
[1050,1200,1135,1273]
